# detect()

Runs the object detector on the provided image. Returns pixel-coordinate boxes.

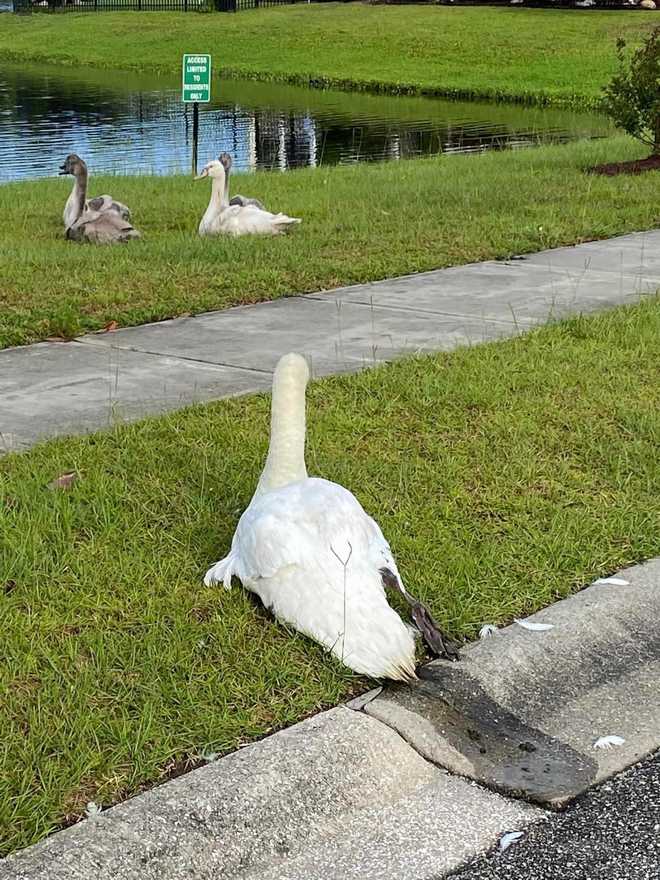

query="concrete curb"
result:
[365,558,660,807]
[1,709,541,880]
[3,560,658,879]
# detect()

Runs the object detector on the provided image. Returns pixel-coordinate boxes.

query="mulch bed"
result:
[589,155,660,176]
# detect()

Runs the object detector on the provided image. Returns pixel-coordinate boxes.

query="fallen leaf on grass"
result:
[514,619,554,632]
[48,472,78,490]
[102,320,119,332]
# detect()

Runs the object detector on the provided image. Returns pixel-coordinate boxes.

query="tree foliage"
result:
[603,26,660,156]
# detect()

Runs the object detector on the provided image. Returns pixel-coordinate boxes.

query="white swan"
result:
[204,353,458,681]
[59,154,131,230]
[195,159,301,237]
[219,152,265,209]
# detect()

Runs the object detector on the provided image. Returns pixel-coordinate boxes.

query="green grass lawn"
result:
[0,5,654,106]
[1,135,659,350]
[1,298,659,854]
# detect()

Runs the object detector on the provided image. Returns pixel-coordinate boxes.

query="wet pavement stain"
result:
[367,663,598,807]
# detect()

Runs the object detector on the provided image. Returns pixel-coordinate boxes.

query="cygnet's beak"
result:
[194,168,209,180]
[58,164,69,176]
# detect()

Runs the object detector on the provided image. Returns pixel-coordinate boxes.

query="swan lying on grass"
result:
[195,158,301,237]
[59,154,140,244]
[59,154,131,228]
[204,353,458,680]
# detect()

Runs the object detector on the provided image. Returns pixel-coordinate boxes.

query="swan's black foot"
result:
[380,566,460,661]
[410,601,460,661]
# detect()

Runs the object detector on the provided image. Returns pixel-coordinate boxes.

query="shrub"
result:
[603,26,660,157]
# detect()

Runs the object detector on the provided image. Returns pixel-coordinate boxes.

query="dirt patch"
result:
[589,155,660,176]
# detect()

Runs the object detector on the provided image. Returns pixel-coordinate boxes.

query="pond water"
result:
[0,63,612,182]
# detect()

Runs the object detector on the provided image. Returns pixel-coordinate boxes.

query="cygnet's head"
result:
[194,159,225,182]
[59,154,87,177]
[218,152,233,173]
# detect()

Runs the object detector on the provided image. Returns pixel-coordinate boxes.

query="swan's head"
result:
[195,159,225,182]
[218,152,233,173]
[273,353,310,389]
[59,154,86,177]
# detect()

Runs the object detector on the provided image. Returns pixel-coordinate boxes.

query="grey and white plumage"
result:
[66,208,140,245]
[59,154,131,229]
[218,152,265,210]
[59,154,140,244]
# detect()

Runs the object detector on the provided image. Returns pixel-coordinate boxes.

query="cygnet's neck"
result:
[71,167,88,222]
[255,354,310,497]
[222,166,230,205]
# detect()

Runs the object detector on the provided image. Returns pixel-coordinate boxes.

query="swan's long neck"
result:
[255,354,310,497]
[200,172,228,230]
[71,168,87,222]
[212,171,229,211]
[223,166,230,205]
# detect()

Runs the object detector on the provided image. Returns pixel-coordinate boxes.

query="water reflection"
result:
[0,63,613,181]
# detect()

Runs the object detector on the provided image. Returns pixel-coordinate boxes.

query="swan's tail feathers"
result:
[204,552,236,590]
[409,602,460,661]
[380,566,460,661]
[388,659,418,683]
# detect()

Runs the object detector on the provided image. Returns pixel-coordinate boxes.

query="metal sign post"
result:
[182,54,212,177]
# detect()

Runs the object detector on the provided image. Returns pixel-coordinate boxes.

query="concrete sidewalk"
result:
[1,230,659,451]
[3,559,659,880]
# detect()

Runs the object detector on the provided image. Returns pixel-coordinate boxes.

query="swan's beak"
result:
[194,168,209,180]
[58,164,69,176]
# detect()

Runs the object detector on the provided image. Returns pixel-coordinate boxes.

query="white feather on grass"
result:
[594,735,626,750]
[514,619,554,632]
[499,831,524,852]
[593,577,629,586]
[479,624,499,639]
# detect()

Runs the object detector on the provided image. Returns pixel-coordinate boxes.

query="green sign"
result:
[182,54,211,104]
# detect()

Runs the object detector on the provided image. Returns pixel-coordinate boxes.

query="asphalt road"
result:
[447,753,660,880]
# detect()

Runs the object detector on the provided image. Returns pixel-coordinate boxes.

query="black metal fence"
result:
[14,0,207,10]
[13,0,314,12]
[217,0,312,10]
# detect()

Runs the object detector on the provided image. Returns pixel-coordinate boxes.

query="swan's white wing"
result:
[221,205,301,237]
[236,480,378,577]
[218,477,416,680]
